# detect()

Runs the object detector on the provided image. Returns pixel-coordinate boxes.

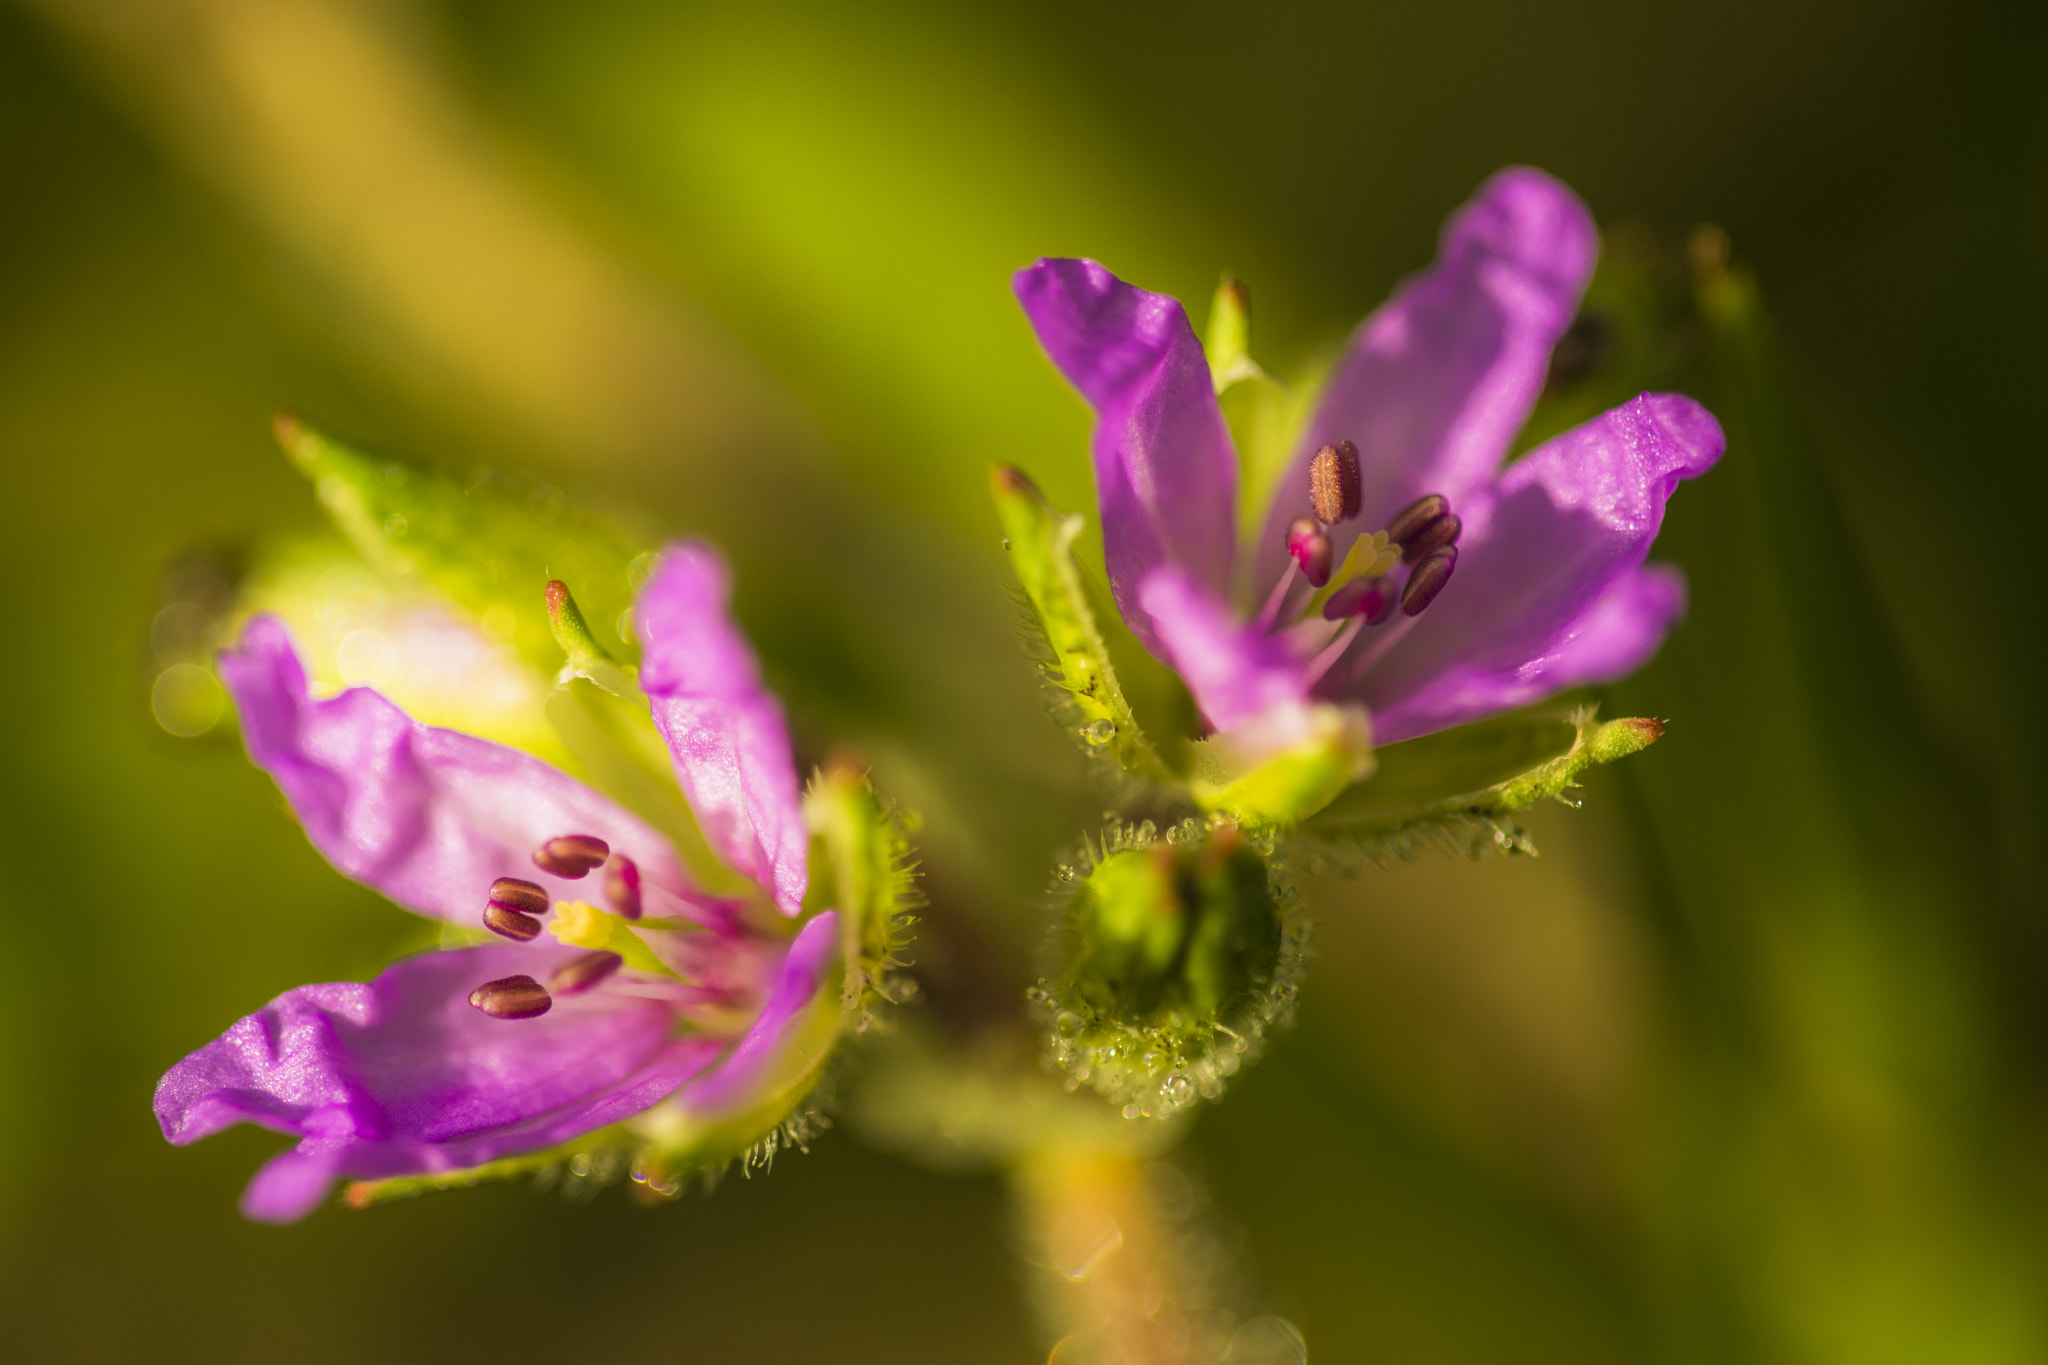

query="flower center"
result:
[1253,445,1466,686]
[467,832,652,1020]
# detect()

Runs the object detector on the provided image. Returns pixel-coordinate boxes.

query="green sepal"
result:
[338,1127,646,1208]
[1295,705,1664,864]
[990,465,1171,784]
[1188,702,1374,829]
[273,414,645,674]
[803,760,922,1021]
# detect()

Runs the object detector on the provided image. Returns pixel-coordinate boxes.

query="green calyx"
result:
[990,465,1171,784]
[1188,702,1375,829]
[1035,821,1308,1121]
[1295,704,1667,866]
[273,413,646,676]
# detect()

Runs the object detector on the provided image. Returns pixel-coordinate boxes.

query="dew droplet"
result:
[1081,718,1117,745]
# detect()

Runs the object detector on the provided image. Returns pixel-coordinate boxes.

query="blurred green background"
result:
[2,0,2045,1360]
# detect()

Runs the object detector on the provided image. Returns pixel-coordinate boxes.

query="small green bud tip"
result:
[1205,276,1255,388]
[1589,716,1665,763]
[991,463,1041,501]
[545,579,608,660]
[271,410,316,468]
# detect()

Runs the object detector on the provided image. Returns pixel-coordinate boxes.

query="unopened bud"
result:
[1400,545,1458,616]
[468,975,551,1019]
[534,834,610,878]
[1308,442,1362,524]
[1286,516,1333,587]
[549,950,624,996]
[1385,493,1449,547]
[602,853,642,920]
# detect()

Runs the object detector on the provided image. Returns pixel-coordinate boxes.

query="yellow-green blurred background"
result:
[2,0,2045,1360]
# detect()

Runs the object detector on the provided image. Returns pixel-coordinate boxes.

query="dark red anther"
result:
[1386,494,1449,547]
[468,974,552,1019]
[550,950,625,997]
[483,903,544,942]
[1322,576,1390,622]
[1399,511,1461,565]
[534,834,610,878]
[1401,545,1458,616]
[1308,441,1362,524]
[1286,516,1333,587]
[488,877,549,917]
[603,853,642,920]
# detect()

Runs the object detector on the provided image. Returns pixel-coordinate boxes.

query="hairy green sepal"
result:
[275,414,644,674]
[991,465,1170,783]
[1188,703,1373,829]
[1296,705,1664,864]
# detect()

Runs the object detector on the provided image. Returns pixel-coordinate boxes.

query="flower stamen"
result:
[468,974,552,1019]
[534,834,610,878]
[488,877,549,916]
[602,853,642,920]
[483,904,543,941]
[549,950,625,996]
[1308,442,1362,524]
[1285,516,1333,587]
[1401,545,1458,615]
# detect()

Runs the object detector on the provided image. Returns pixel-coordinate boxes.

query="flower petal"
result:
[219,617,695,924]
[1138,568,1308,733]
[1327,393,1722,741]
[635,544,808,915]
[154,943,722,1222]
[1014,258,1238,652]
[673,910,840,1117]
[1257,167,1598,580]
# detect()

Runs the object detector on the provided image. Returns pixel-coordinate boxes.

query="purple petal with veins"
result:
[1014,258,1238,654]
[636,543,808,915]
[1139,568,1308,733]
[219,617,696,923]
[1326,393,1723,741]
[154,943,723,1223]
[1256,167,1598,586]
[673,910,840,1117]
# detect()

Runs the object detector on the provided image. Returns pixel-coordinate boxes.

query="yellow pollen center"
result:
[549,899,615,949]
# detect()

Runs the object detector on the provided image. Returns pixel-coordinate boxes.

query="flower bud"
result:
[1035,823,1309,1120]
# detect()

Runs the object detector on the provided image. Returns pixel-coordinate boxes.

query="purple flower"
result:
[1013,168,1723,754]
[156,544,862,1222]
